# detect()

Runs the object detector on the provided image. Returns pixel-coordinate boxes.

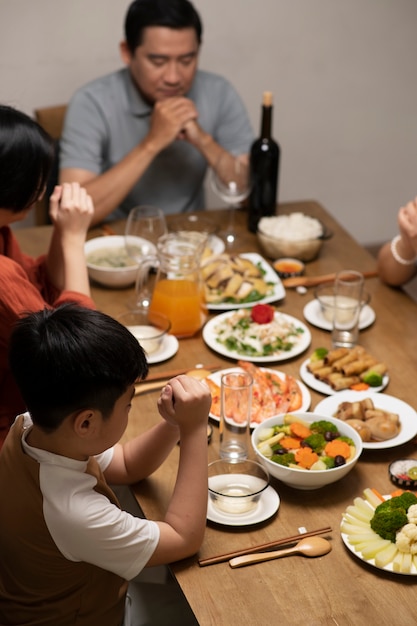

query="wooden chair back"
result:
[33,104,67,225]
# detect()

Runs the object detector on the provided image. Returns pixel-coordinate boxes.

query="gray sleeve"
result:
[59,89,108,174]
[210,79,255,155]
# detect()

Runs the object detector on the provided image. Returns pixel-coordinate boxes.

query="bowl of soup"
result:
[85,236,139,288]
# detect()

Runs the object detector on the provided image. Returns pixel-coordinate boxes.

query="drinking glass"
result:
[331,270,364,348]
[209,152,251,248]
[125,206,167,308]
[219,371,253,462]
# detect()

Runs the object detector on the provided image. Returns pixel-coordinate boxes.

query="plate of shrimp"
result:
[203,362,311,428]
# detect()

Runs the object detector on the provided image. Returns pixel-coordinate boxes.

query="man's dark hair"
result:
[9,304,148,431]
[125,0,203,54]
[0,104,54,212]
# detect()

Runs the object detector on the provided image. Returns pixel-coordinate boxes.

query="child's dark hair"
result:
[8,304,148,431]
[0,104,54,212]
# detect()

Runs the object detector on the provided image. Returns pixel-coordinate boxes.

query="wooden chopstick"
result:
[138,363,221,383]
[282,269,378,288]
[198,526,332,567]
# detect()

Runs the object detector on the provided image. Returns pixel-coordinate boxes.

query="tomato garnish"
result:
[251,303,274,324]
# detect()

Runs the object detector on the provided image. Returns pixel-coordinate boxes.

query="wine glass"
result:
[125,205,167,308]
[209,152,251,248]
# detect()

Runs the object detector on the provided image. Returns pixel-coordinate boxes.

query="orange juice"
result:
[149,279,207,337]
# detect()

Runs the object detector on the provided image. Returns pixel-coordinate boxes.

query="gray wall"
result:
[2,0,417,245]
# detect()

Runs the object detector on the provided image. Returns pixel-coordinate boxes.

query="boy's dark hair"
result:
[0,104,54,212]
[8,304,148,431]
[125,0,202,54]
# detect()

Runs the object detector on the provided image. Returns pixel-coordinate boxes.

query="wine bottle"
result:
[248,91,280,233]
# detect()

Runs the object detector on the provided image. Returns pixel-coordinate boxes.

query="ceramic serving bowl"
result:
[251,412,362,490]
[118,309,171,355]
[257,215,332,262]
[85,236,139,288]
[208,459,270,515]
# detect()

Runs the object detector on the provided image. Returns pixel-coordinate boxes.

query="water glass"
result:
[331,270,364,348]
[219,371,253,462]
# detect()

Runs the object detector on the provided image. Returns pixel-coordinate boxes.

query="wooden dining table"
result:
[15,201,417,626]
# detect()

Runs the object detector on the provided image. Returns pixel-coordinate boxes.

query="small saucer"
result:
[146,334,179,364]
[207,485,280,526]
[303,299,376,331]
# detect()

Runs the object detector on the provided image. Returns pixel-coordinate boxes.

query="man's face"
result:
[122,26,200,104]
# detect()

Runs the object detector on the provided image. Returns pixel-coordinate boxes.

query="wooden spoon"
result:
[229,536,331,568]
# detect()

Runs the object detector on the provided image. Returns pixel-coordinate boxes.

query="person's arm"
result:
[378,197,417,286]
[45,182,93,295]
[104,375,211,564]
[60,97,200,225]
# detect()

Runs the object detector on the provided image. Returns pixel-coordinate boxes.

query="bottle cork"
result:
[262,91,273,107]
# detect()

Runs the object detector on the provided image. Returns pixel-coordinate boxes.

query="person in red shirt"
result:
[0,104,95,446]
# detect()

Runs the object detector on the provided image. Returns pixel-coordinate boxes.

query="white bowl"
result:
[117,309,171,355]
[85,236,139,288]
[208,459,270,515]
[251,412,362,490]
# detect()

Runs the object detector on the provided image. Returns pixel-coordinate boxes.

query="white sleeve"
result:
[40,464,160,580]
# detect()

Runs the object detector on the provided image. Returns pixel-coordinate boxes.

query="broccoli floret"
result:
[303,433,326,453]
[361,371,383,387]
[271,452,295,467]
[339,435,355,446]
[310,420,339,435]
[271,442,284,453]
[311,347,328,362]
[370,493,417,542]
[370,508,408,542]
[321,456,336,469]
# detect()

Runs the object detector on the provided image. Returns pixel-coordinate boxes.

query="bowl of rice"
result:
[257,213,332,262]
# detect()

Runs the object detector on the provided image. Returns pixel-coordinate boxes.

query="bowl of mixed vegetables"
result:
[251,412,363,490]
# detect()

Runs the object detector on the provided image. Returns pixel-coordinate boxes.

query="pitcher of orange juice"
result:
[139,233,208,338]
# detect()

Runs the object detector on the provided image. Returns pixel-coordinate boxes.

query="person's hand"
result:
[147,97,198,152]
[157,375,211,431]
[398,196,417,254]
[49,182,94,241]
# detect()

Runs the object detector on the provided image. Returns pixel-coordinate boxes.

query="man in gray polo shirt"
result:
[59,0,254,225]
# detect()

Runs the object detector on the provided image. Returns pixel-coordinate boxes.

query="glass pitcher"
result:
[139,233,208,338]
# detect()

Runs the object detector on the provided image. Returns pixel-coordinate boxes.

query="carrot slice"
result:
[295,447,319,469]
[371,487,385,502]
[290,422,311,439]
[280,436,302,450]
[324,439,351,459]
[350,382,369,391]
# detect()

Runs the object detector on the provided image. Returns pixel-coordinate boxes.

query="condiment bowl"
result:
[208,459,270,515]
[85,236,139,288]
[257,214,332,262]
[251,412,362,490]
[315,284,371,323]
[118,309,171,355]
[272,257,305,279]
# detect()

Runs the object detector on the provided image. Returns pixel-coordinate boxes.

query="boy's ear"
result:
[72,409,101,439]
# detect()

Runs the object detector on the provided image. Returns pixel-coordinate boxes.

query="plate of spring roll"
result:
[299,345,389,395]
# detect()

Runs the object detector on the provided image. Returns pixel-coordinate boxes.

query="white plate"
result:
[207,485,280,526]
[341,495,417,575]
[206,367,311,428]
[208,234,225,256]
[146,334,179,364]
[314,391,417,449]
[303,299,376,331]
[203,311,311,363]
[206,252,285,311]
[299,359,388,395]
